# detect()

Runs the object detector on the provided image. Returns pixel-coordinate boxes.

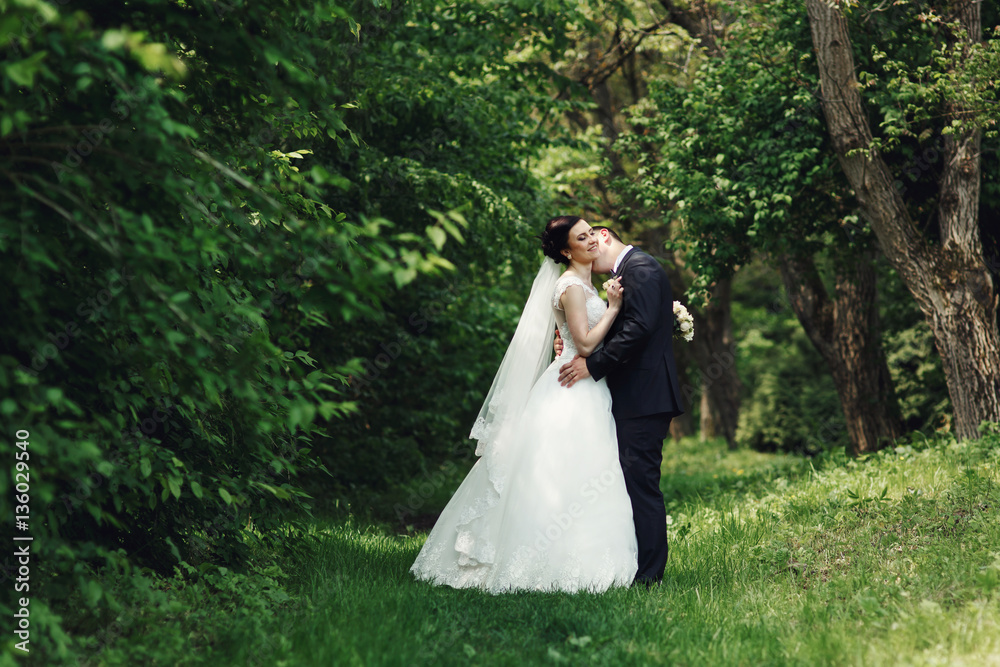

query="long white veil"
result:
[469,258,561,458]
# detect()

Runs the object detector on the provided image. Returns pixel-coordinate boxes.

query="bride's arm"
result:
[561,284,621,357]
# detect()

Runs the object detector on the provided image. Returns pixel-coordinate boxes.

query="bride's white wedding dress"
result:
[410,271,638,593]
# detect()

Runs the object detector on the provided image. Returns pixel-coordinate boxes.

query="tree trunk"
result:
[699,388,717,441]
[805,0,1000,441]
[668,405,695,440]
[779,251,902,455]
[689,277,742,449]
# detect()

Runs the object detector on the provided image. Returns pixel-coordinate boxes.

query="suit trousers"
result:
[616,412,672,584]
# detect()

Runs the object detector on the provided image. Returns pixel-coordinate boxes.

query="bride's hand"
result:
[603,277,624,311]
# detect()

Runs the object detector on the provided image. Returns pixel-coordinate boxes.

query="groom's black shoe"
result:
[632,576,662,590]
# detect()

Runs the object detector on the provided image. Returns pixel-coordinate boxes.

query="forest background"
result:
[1,0,999,663]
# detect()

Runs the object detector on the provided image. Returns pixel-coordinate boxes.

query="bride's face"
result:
[562,220,600,264]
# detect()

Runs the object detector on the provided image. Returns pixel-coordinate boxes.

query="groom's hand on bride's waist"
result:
[558,355,591,388]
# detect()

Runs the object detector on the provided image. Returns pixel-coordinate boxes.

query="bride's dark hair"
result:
[541,215,584,265]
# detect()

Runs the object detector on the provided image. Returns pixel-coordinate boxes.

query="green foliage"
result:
[617,0,999,300]
[286,0,599,511]
[730,264,846,455]
[849,4,1000,243]
[868,18,1000,142]
[616,0,997,451]
[617,0,846,297]
[0,0,578,659]
[842,2,1000,243]
[42,545,311,665]
[0,0,604,657]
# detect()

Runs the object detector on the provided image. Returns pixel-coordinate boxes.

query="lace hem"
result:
[411,544,635,595]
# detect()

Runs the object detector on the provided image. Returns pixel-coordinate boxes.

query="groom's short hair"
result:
[592,226,623,243]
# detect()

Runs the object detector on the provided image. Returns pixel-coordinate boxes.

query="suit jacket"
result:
[585,249,685,420]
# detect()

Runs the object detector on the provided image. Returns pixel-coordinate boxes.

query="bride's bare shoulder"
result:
[559,271,587,285]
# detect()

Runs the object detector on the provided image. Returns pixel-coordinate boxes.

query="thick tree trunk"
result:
[805,0,1000,441]
[779,252,902,455]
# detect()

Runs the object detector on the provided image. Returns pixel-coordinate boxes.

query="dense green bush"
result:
[0,0,481,659]
[0,0,595,658]
[284,1,591,514]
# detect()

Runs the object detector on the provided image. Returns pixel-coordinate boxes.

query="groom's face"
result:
[592,230,616,275]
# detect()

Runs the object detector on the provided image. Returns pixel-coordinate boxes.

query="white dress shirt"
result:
[612,245,634,275]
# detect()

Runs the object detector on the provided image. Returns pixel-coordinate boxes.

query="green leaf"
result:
[394,266,418,288]
[86,502,103,524]
[4,50,48,87]
[256,482,291,500]
[83,580,103,608]
[101,29,129,50]
[219,488,233,505]
[426,225,446,250]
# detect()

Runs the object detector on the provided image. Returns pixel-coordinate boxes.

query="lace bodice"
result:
[552,274,606,358]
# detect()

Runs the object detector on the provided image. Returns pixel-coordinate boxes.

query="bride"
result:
[409,216,638,593]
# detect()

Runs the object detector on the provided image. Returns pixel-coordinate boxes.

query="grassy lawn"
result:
[66,428,1000,666]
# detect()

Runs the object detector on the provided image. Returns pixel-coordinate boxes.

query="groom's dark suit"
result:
[585,248,684,584]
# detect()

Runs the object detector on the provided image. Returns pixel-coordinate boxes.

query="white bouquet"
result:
[673,301,694,342]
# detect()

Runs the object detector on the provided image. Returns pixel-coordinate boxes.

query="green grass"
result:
[64,427,1000,666]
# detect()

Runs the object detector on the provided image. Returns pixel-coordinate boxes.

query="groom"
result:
[558,226,684,586]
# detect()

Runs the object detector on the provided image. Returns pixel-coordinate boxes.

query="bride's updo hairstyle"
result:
[541,215,584,266]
